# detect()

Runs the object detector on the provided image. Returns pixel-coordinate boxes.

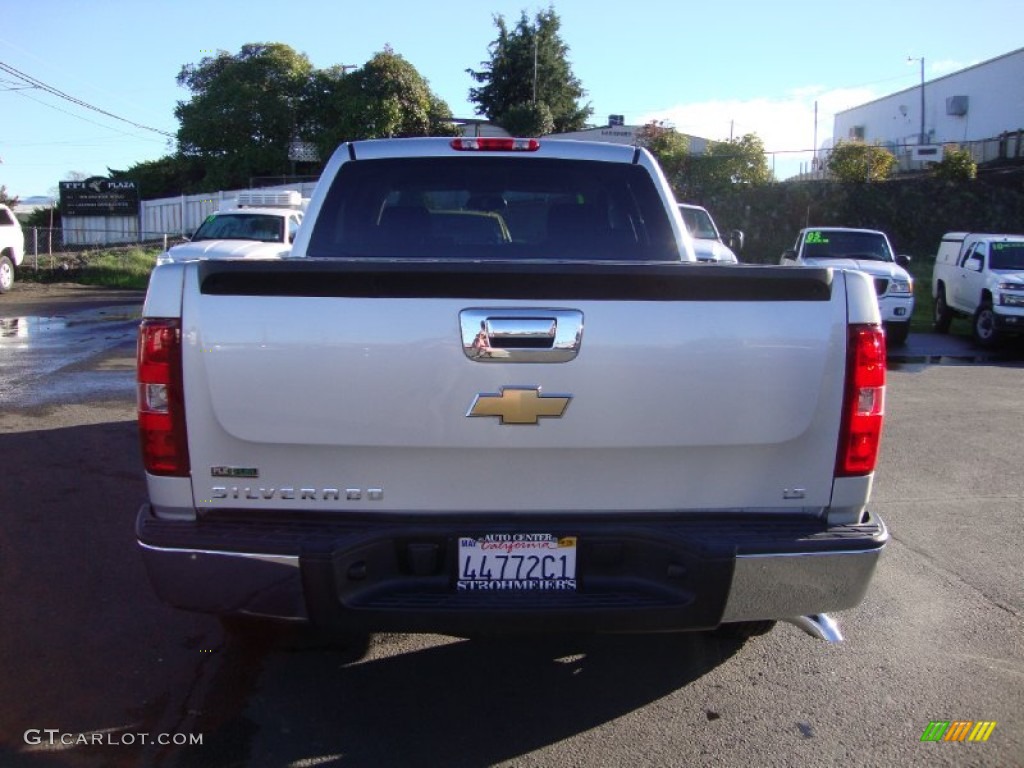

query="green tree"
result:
[24,201,60,229]
[499,101,555,138]
[933,145,977,181]
[706,134,773,185]
[827,140,896,182]
[175,43,315,189]
[468,8,592,135]
[678,133,772,198]
[108,154,207,199]
[306,48,458,160]
[636,122,690,190]
[303,65,356,162]
[0,185,18,207]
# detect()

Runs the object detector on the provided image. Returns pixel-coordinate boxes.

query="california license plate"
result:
[457,534,577,591]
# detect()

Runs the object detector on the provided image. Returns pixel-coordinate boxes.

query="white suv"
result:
[0,203,25,293]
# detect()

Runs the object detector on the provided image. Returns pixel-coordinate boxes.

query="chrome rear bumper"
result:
[721,547,883,623]
[137,505,886,633]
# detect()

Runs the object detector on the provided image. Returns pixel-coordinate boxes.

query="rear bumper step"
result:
[137,506,887,634]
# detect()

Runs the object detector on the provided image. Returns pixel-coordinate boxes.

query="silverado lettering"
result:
[210,487,383,501]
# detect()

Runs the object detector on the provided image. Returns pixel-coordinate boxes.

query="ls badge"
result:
[467,386,571,425]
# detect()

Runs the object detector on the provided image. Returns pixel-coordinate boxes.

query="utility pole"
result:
[908,56,926,144]
[812,101,818,173]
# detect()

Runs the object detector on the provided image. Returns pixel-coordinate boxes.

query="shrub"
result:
[827,140,897,183]
[933,146,978,181]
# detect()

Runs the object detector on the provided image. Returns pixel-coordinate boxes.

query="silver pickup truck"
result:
[136,137,888,644]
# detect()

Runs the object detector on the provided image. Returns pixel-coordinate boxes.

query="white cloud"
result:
[639,86,883,179]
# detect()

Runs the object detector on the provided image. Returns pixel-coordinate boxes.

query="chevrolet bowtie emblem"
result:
[467,386,572,425]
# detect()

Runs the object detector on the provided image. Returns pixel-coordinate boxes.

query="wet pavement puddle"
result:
[0,306,141,408]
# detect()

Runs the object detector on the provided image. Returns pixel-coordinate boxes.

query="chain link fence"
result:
[777,133,1024,182]
[21,228,183,271]
[17,228,183,289]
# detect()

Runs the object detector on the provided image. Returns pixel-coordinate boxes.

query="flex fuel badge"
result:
[211,466,259,479]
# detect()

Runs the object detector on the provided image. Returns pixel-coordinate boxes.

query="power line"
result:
[0,60,175,139]
[0,34,170,125]
[9,87,166,142]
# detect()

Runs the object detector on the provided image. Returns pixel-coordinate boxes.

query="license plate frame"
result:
[456,534,577,591]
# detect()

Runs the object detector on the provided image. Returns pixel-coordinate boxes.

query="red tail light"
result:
[137,319,190,476]
[450,137,540,152]
[836,324,886,476]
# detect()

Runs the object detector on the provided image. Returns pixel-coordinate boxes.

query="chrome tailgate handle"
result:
[486,317,557,342]
[461,308,583,363]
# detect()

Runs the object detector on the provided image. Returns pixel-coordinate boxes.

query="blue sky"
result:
[1,0,1021,199]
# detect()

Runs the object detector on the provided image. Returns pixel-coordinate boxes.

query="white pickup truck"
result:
[136,137,888,644]
[156,190,306,265]
[677,202,742,263]
[932,231,1024,346]
[781,227,915,345]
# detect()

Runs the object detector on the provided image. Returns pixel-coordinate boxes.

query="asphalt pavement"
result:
[1,287,1022,768]
[888,322,1024,369]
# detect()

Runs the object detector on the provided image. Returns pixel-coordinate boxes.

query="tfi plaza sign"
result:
[59,177,139,216]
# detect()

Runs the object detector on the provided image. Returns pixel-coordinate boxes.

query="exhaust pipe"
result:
[783,613,843,643]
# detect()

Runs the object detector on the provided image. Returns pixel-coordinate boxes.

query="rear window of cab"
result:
[306,157,679,261]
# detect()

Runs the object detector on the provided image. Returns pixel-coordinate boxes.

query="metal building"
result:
[832,47,1024,171]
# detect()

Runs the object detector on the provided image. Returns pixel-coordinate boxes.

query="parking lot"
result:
[0,285,1021,768]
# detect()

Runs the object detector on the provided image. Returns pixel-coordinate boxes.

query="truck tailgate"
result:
[182,261,846,514]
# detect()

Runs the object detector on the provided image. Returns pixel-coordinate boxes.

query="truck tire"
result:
[0,255,13,294]
[972,303,999,348]
[933,287,953,333]
[886,321,910,346]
